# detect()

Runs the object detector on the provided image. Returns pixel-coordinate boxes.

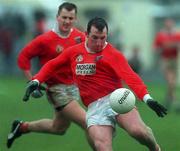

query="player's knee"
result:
[139,126,153,139]
[53,126,68,135]
[145,126,154,137]
[78,121,87,130]
[127,124,151,139]
[94,139,112,151]
[94,141,110,151]
[52,123,71,135]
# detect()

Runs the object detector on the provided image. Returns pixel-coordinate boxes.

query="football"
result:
[109,88,136,114]
[31,89,44,98]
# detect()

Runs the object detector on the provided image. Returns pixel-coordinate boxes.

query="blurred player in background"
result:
[154,18,180,111]
[25,17,167,151]
[7,2,92,149]
[128,45,142,75]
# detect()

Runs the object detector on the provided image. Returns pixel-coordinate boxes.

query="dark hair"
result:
[87,17,108,34]
[57,2,77,16]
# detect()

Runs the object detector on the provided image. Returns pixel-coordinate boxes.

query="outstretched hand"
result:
[31,84,46,98]
[146,99,167,117]
[23,80,39,102]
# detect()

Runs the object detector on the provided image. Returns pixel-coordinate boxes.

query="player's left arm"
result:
[143,94,167,117]
[116,53,167,117]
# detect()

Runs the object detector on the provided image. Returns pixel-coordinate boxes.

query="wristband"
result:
[143,94,153,103]
[32,79,40,85]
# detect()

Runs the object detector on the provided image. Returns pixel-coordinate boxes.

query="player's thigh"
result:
[116,107,146,132]
[61,100,86,129]
[88,125,113,146]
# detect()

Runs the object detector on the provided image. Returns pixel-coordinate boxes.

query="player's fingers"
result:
[153,106,164,117]
[23,88,31,101]
[23,94,29,101]
[157,104,167,115]
[156,111,164,117]
[39,85,46,90]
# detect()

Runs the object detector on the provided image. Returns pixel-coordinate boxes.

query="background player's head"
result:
[164,18,175,31]
[86,17,108,52]
[56,2,77,34]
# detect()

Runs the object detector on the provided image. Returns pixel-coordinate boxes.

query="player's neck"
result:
[58,29,72,37]
[53,24,73,38]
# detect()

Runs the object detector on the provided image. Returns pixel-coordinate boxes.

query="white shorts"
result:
[46,84,80,110]
[86,94,118,128]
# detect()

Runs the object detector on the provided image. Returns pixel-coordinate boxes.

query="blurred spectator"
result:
[31,9,47,73]
[108,27,123,51]
[13,13,27,38]
[0,10,27,75]
[0,11,15,75]
[128,45,142,75]
[153,18,180,111]
[33,9,47,37]
[13,12,28,71]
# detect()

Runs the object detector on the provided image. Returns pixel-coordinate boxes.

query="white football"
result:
[109,88,136,114]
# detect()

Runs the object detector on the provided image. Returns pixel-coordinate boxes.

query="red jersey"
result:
[34,42,148,106]
[18,28,85,86]
[154,30,180,59]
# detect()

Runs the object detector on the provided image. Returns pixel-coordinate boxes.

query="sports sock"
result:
[20,122,29,133]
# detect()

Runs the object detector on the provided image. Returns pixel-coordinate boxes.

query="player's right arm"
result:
[17,36,44,80]
[23,70,33,80]
[23,47,71,101]
[34,47,71,83]
[18,36,49,100]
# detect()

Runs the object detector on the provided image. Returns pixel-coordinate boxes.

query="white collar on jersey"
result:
[85,39,108,54]
[52,23,73,38]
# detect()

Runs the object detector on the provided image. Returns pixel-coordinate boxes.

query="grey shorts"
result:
[46,84,80,110]
[86,94,118,128]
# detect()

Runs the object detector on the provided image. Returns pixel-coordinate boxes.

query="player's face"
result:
[56,8,77,33]
[87,26,107,53]
[164,19,174,30]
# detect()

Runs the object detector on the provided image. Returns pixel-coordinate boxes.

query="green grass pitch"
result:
[0,76,180,151]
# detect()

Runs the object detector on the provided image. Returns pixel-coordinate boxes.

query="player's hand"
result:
[31,84,46,98]
[23,80,39,102]
[31,89,43,98]
[39,84,46,91]
[146,99,167,117]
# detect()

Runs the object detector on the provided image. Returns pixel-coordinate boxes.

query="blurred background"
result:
[0,0,180,151]
[0,0,180,82]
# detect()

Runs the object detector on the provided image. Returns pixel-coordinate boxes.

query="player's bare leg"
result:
[155,145,161,151]
[59,100,86,129]
[88,125,113,151]
[59,100,96,150]
[164,67,177,110]
[7,101,83,147]
[7,109,71,148]
[116,108,160,151]
[26,113,71,134]
[7,100,95,150]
